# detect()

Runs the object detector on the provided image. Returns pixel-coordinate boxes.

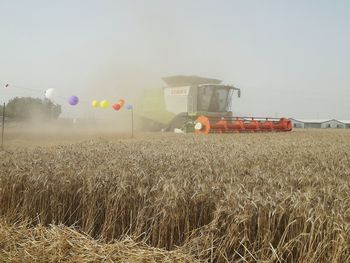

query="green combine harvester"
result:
[137,75,292,134]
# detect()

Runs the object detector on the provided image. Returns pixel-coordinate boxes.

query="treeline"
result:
[1,97,61,121]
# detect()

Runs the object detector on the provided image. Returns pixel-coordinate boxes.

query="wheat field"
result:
[0,130,349,262]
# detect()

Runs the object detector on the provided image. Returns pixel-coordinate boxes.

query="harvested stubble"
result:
[0,130,349,262]
[0,220,196,262]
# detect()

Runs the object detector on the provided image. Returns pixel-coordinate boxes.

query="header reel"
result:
[194,115,292,134]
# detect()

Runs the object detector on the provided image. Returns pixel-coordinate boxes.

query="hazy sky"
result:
[1,0,349,119]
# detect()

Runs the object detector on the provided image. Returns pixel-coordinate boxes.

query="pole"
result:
[1,103,5,149]
[131,108,134,138]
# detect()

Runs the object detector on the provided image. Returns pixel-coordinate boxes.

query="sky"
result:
[0,0,349,119]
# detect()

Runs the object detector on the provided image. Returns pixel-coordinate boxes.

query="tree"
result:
[5,97,61,121]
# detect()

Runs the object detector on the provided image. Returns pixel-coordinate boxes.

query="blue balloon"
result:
[126,104,133,110]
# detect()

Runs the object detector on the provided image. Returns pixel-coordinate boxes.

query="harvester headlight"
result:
[194,122,203,130]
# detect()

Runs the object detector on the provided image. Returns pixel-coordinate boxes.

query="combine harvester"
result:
[138,75,292,134]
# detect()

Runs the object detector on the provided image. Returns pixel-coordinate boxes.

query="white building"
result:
[339,120,350,129]
[290,118,305,128]
[290,119,346,129]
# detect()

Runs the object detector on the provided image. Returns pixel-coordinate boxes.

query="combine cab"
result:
[138,75,292,133]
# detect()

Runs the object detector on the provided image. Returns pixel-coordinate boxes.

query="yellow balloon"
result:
[100,100,110,109]
[92,100,99,108]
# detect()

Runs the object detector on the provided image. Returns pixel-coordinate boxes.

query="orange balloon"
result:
[118,99,125,108]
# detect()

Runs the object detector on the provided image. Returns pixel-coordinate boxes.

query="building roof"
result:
[291,118,330,123]
[291,118,344,124]
[162,75,222,87]
[338,120,350,124]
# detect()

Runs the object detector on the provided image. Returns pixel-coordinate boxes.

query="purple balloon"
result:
[68,96,79,106]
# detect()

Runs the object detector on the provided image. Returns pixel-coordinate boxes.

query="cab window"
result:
[198,86,229,112]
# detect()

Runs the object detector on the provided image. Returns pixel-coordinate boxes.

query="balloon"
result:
[126,104,133,110]
[112,103,121,111]
[118,99,125,108]
[68,96,79,106]
[112,99,125,111]
[45,88,56,100]
[92,100,99,108]
[100,100,109,109]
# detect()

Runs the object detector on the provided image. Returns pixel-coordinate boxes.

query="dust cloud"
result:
[1,0,350,140]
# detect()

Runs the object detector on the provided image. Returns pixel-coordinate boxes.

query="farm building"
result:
[290,119,305,128]
[290,119,346,129]
[339,120,350,128]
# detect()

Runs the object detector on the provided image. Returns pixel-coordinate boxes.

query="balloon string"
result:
[1,82,67,102]
[0,82,44,94]
[1,82,132,106]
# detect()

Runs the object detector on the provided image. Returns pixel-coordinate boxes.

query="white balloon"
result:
[45,88,56,100]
